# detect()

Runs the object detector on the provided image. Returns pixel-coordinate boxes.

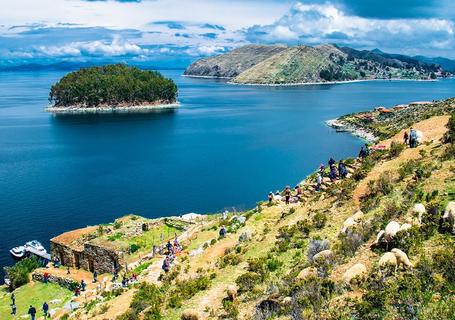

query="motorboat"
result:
[25,240,47,253]
[10,246,26,259]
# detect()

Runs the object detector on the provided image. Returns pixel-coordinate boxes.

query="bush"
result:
[218,253,242,268]
[312,212,327,229]
[168,275,211,308]
[389,141,405,158]
[118,283,163,320]
[5,257,41,289]
[236,272,261,293]
[129,244,141,254]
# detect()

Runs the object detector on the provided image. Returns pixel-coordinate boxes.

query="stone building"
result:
[50,226,124,274]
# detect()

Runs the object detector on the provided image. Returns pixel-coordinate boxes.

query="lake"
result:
[0,69,454,277]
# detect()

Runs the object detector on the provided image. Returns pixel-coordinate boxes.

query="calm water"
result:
[1,69,454,277]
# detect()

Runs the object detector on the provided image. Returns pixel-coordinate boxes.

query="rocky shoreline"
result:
[45,102,180,114]
[228,78,437,87]
[326,118,378,142]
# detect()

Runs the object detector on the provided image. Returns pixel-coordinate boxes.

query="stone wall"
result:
[32,270,79,290]
[83,243,124,274]
[50,242,77,267]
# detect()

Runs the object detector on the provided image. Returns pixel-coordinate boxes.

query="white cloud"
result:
[246,2,455,57]
[35,37,147,57]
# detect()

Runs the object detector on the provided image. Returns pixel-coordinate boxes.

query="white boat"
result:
[25,240,47,253]
[10,246,26,259]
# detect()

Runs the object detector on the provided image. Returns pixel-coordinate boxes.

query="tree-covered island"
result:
[46,64,178,113]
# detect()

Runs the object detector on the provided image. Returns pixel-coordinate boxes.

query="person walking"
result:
[81,279,86,291]
[403,131,409,145]
[11,292,15,305]
[284,186,291,205]
[338,161,348,179]
[11,303,16,315]
[93,271,98,283]
[28,305,37,320]
[316,172,322,191]
[43,302,49,318]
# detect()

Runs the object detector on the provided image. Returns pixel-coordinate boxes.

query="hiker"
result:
[403,131,409,145]
[67,266,71,275]
[162,256,171,272]
[338,161,348,179]
[219,226,227,238]
[329,165,338,182]
[295,185,302,196]
[284,186,291,205]
[166,241,173,254]
[409,127,418,148]
[93,271,98,283]
[316,172,322,191]
[319,163,325,177]
[28,305,37,320]
[11,303,16,315]
[328,157,336,167]
[11,292,15,305]
[81,279,86,291]
[75,286,80,296]
[358,146,368,159]
[43,302,49,318]
[268,192,273,204]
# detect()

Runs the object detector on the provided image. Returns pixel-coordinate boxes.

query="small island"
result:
[46,64,179,114]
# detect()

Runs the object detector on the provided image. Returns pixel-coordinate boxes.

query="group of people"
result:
[267,185,304,205]
[315,155,352,191]
[162,236,182,272]
[10,293,49,319]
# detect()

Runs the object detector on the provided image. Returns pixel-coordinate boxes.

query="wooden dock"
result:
[25,247,51,261]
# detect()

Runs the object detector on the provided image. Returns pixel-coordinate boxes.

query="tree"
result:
[49,64,178,108]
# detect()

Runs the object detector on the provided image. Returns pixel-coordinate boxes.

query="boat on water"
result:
[24,240,47,253]
[9,246,25,259]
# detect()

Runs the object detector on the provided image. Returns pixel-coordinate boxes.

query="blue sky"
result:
[1,0,454,66]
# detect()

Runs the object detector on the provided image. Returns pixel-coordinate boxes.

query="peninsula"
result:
[46,64,178,114]
[185,44,451,85]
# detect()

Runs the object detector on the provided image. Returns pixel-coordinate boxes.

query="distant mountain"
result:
[413,56,455,72]
[0,62,97,72]
[0,61,187,72]
[185,44,451,85]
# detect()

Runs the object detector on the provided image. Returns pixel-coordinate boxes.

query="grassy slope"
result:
[7,100,455,320]
[0,282,72,320]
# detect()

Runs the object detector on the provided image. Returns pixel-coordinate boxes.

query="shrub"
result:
[236,272,261,293]
[5,257,41,289]
[389,141,405,158]
[129,244,141,254]
[222,298,240,319]
[118,283,163,320]
[266,257,283,272]
[312,212,327,229]
[218,253,242,268]
[168,275,211,308]
[113,221,122,229]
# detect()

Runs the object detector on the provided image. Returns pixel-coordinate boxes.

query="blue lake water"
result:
[0,69,454,277]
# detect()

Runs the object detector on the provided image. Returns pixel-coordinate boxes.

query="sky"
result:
[1,0,454,67]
